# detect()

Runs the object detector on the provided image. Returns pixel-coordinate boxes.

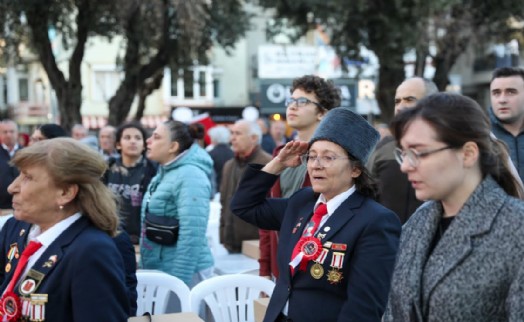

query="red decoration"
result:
[0,291,21,321]
[296,236,322,271]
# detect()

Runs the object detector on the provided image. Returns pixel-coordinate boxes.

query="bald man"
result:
[367,77,438,223]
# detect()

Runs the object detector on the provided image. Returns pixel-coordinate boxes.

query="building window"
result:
[213,79,220,98]
[93,70,120,102]
[18,78,29,101]
[170,66,215,101]
[183,69,194,98]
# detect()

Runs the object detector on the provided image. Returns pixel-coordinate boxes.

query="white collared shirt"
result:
[314,185,356,233]
[22,213,82,278]
[2,143,20,158]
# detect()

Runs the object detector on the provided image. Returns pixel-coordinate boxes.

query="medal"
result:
[292,218,303,234]
[326,269,344,285]
[42,255,58,268]
[310,262,324,279]
[332,243,347,251]
[7,244,19,261]
[301,238,321,258]
[5,263,11,273]
[289,237,323,272]
[310,247,329,279]
[326,251,345,285]
[19,270,45,297]
[0,291,22,321]
[30,294,47,321]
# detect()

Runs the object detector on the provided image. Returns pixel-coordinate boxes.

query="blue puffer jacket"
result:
[140,143,214,285]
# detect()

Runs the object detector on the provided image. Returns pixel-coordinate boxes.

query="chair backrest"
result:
[190,274,275,322]
[136,270,191,316]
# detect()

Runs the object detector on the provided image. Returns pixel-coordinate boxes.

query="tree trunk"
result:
[25,0,90,132]
[107,0,168,126]
[375,62,405,123]
[370,42,406,123]
[414,49,428,77]
[134,70,164,121]
[56,87,82,129]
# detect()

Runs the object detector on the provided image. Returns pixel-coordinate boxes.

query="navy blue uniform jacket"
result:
[231,165,401,322]
[0,216,129,322]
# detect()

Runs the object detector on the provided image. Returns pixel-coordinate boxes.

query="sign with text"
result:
[259,78,357,114]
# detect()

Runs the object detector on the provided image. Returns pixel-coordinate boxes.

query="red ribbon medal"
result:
[295,236,322,271]
[0,290,22,321]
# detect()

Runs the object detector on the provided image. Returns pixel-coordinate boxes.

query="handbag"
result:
[145,213,179,246]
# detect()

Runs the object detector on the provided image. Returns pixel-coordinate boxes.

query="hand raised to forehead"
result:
[275,141,309,168]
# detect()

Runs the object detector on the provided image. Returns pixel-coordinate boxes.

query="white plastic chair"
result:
[136,270,191,316]
[190,274,275,322]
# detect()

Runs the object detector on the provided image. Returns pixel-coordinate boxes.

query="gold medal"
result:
[5,262,11,273]
[310,262,324,279]
[326,269,343,285]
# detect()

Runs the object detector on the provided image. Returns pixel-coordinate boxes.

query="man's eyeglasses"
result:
[394,146,453,168]
[285,97,323,109]
[300,154,349,168]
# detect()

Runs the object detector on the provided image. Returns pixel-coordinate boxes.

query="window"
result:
[93,71,121,102]
[170,66,216,101]
[18,78,29,101]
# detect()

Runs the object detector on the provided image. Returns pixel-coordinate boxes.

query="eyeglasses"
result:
[285,97,323,109]
[394,146,453,168]
[300,154,349,168]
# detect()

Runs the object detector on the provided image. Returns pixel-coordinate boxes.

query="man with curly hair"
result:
[259,75,341,280]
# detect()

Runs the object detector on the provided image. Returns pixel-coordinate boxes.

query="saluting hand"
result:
[262,141,309,175]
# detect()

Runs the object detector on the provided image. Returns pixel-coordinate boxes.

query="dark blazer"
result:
[113,230,138,316]
[0,217,129,322]
[0,146,19,209]
[384,176,524,322]
[231,165,401,322]
[366,136,422,223]
[208,143,234,189]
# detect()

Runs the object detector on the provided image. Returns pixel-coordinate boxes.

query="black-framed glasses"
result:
[285,97,323,109]
[394,146,453,168]
[300,154,349,168]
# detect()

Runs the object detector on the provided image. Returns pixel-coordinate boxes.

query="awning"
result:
[82,115,168,129]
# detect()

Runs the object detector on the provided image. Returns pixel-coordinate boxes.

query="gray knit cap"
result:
[310,107,380,163]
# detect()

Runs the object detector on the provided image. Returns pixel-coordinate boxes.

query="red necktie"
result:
[289,203,328,275]
[5,241,42,294]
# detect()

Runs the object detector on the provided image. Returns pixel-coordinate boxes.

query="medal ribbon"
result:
[0,241,42,321]
[330,252,345,269]
[289,203,328,275]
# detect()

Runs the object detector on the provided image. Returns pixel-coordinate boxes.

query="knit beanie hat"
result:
[310,107,380,163]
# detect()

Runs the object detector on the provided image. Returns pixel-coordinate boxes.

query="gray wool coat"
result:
[383,176,524,322]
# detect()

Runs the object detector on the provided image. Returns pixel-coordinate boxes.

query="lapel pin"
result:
[43,255,58,268]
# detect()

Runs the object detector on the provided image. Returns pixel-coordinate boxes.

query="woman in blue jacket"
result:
[140,120,214,287]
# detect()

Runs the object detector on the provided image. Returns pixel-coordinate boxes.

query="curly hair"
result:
[291,75,341,111]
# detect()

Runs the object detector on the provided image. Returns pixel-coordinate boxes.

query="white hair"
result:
[235,120,262,145]
[208,126,231,144]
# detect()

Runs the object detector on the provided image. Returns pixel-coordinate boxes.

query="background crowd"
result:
[0,67,523,321]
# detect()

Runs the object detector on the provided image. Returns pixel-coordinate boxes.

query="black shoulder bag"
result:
[144,181,179,246]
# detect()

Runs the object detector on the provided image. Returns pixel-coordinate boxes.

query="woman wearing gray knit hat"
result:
[231,107,401,322]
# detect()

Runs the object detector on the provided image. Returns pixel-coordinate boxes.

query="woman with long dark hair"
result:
[384,93,524,321]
